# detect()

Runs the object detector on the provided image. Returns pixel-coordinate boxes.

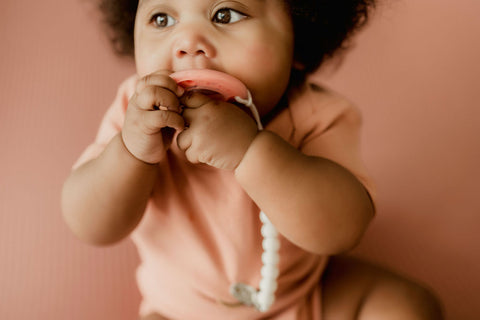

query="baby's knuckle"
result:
[150,88,171,107]
[198,150,214,165]
[136,75,150,93]
[142,85,156,98]
[152,111,171,129]
[154,111,168,126]
[185,149,197,163]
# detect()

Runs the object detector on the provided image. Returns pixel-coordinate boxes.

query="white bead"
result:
[262,238,280,251]
[262,251,279,265]
[259,278,278,293]
[261,265,279,279]
[259,211,270,224]
[227,210,280,312]
[261,224,278,238]
[257,292,274,310]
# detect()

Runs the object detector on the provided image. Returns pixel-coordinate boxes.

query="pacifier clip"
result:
[171,70,280,312]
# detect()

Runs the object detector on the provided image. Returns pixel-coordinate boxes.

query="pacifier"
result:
[170,69,249,102]
[170,69,262,130]
[170,69,280,312]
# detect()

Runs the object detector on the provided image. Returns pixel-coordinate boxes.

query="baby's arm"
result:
[235,122,374,256]
[61,72,184,245]
[62,135,159,245]
[176,88,372,255]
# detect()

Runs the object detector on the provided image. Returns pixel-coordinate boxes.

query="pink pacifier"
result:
[170,69,249,102]
[170,69,262,130]
[170,69,280,312]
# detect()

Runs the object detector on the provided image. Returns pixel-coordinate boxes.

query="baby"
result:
[62,0,443,318]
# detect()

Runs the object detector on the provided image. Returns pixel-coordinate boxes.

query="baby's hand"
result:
[122,71,185,164]
[177,92,258,170]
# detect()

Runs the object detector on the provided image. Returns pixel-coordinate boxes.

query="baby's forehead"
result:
[139,0,268,4]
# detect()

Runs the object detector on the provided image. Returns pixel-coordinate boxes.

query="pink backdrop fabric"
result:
[1,0,479,319]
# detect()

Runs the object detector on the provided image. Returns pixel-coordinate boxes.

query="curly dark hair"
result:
[97,0,376,84]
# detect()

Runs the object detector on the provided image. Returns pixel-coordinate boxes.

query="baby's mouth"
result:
[170,69,249,102]
[184,88,225,101]
[170,69,262,130]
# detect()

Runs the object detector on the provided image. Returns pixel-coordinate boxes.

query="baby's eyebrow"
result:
[139,0,266,11]
[139,0,158,6]
[141,0,264,4]
[138,0,166,9]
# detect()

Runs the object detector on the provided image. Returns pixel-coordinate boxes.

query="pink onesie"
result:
[74,75,375,319]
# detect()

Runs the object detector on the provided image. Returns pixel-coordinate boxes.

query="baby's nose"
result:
[173,29,216,58]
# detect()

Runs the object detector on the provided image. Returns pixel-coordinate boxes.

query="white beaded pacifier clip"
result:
[171,70,280,312]
[230,92,280,312]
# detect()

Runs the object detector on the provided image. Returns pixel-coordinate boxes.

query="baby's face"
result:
[134,0,294,115]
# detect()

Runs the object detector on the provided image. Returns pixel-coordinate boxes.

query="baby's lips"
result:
[170,69,249,101]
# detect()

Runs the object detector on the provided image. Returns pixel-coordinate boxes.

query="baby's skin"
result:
[61,0,444,318]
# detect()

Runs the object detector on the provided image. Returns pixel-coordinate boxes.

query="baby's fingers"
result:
[142,110,185,134]
[134,86,181,113]
[136,71,184,97]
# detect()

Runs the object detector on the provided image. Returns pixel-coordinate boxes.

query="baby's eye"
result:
[151,13,176,28]
[212,8,247,24]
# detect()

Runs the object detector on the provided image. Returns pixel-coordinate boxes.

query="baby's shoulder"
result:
[289,81,362,129]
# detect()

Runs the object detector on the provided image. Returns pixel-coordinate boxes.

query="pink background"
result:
[1,0,479,319]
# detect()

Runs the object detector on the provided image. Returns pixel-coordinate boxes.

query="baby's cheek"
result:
[233,44,290,114]
[245,44,279,73]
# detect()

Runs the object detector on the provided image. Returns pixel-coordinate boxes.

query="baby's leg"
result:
[139,313,170,320]
[322,255,443,320]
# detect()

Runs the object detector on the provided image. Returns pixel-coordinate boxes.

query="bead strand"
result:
[255,211,280,311]
[229,93,280,312]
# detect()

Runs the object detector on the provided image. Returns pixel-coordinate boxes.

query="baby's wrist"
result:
[234,130,271,176]
[119,133,162,167]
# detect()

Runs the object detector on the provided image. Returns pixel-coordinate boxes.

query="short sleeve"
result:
[288,83,376,204]
[73,75,137,169]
